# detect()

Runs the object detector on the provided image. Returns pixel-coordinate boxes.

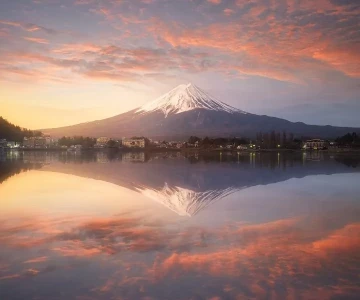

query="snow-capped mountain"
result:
[136,83,246,117]
[43,83,359,139]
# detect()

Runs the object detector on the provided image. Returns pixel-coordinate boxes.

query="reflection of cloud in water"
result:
[1,152,360,299]
[0,213,359,299]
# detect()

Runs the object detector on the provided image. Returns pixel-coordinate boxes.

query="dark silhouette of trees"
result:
[58,136,96,148]
[255,130,296,148]
[188,136,201,144]
[0,117,42,142]
[106,139,118,148]
[335,132,360,147]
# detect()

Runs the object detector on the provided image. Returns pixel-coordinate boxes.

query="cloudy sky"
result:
[0,0,359,129]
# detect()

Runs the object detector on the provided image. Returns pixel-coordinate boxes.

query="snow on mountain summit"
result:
[136,83,246,117]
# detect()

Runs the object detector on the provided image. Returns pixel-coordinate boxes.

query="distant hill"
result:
[0,117,42,142]
[42,83,360,140]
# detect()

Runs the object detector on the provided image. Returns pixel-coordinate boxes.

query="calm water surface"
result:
[0,151,359,300]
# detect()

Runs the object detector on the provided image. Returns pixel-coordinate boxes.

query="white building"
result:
[7,141,20,148]
[303,139,328,150]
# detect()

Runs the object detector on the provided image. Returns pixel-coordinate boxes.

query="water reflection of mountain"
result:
[1,151,360,216]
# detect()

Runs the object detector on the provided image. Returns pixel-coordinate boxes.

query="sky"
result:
[0,0,359,129]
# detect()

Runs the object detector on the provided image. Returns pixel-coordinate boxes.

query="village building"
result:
[303,139,329,150]
[122,137,146,148]
[95,137,111,148]
[23,136,56,148]
[237,145,248,150]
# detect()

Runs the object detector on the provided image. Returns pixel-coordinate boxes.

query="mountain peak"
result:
[136,83,246,117]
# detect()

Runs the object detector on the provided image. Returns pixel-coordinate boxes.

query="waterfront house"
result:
[303,139,329,150]
[95,137,111,148]
[7,141,20,149]
[122,137,146,148]
[237,145,248,150]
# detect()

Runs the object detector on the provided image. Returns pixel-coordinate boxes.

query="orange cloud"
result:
[23,256,48,264]
[150,219,360,298]
[147,0,360,81]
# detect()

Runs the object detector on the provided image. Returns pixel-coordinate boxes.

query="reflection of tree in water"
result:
[334,155,360,168]
[0,161,43,184]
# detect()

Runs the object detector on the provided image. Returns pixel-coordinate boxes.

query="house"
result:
[68,145,82,152]
[7,141,20,149]
[0,139,7,148]
[95,137,111,148]
[158,143,168,148]
[23,137,34,148]
[303,139,329,150]
[45,136,58,147]
[237,145,248,150]
[123,137,146,148]
[23,137,47,148]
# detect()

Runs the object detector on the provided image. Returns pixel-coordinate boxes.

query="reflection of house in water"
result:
[123,152,146,162]
[303,151,325,162]
[22,151,59,164]
[95,152,110,163]
[303,139,329,150]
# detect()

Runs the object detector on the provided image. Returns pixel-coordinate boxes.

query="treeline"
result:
[0,117,42,142]
[255,131,300,148]
[187,131,299,149]
[188,136,249,147]
[335,132,360,147]
[58,136,97,148]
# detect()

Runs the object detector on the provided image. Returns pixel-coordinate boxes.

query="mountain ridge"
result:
[43,83,360,139]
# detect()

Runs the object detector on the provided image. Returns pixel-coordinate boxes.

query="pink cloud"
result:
[23,37,49,44]
[207,0,221,4]
[223,8,235,16]
[23,256,48,264]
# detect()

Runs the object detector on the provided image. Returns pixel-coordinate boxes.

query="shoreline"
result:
[4,147,360,154]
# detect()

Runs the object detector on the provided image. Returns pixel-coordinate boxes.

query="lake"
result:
[0,151,359,300]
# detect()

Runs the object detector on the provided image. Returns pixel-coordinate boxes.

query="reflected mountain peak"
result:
[1,151,360,217]
[137,183,241,216]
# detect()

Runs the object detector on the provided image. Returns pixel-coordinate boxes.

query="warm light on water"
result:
[0,151,359,299]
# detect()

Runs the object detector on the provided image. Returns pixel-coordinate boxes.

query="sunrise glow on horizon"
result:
[0,0,359,129]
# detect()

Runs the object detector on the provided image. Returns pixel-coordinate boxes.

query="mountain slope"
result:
[43,83,359,139]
